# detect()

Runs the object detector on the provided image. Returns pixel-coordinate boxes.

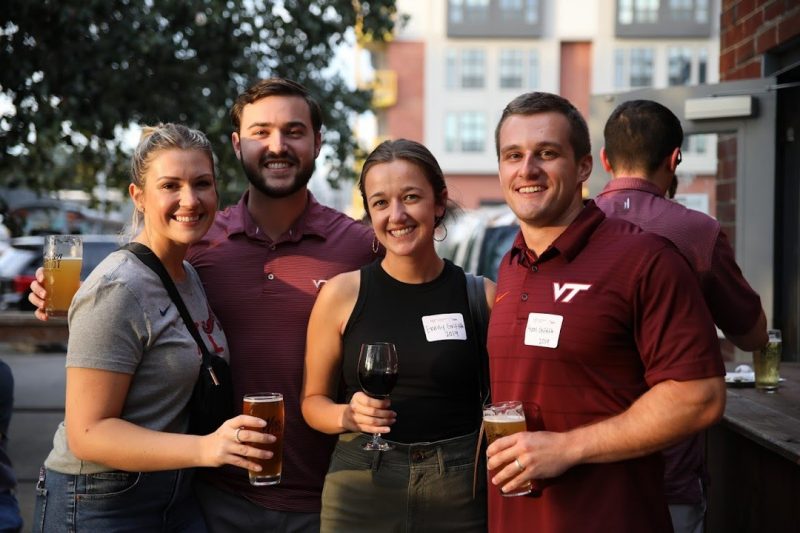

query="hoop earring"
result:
[371,236,380,254]
[433,223,448,242]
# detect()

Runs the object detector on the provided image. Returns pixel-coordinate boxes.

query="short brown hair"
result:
[230,78,323,134]
[495,92,591,161]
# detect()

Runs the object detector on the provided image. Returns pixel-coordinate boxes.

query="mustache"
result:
[260,152,299,166]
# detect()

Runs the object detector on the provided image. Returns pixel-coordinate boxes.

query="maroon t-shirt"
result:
[188,191,377,513]
[596,178,762,504]
[487,202,723,533]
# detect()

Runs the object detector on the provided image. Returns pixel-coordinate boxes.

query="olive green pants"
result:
[321,432,486,533]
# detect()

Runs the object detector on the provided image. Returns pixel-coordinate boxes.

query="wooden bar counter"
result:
[706,362,800,532]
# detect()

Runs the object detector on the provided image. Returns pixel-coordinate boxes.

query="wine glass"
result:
[357,342,399,451]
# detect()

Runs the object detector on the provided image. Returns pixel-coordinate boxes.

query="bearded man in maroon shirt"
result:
[484,92,726,533]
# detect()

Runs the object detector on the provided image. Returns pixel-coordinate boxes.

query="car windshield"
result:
[0,248,37,277]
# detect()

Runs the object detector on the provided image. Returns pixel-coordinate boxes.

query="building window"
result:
[461,49,486,88]
[445,112,486,152]
[446,49,458,89]
[528,50,540,89]
[614,49,626,89]
[668,47,692,86]
[669,0,693,21]
[695,0,709,23]
[698,47,707,84]
[499,0,539,24]
[619,0,659,24]
[630,48,654,87]
[499,49,524,89]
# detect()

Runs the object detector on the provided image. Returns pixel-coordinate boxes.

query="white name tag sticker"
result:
[524,313,563,348]
[422,313,467,342]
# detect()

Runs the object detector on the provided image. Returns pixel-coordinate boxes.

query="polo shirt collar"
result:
[508,201,606,265]
[597,177,662,197]
[226,189,329,243]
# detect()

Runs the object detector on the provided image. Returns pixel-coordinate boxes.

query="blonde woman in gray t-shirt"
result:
[28,124,275,532]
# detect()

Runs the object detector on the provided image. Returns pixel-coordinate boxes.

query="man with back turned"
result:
[596,99,767,533]
[484,91,726,533]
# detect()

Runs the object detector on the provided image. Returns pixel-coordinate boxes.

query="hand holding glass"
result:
[357,342,399,451]
[43,235,82,318]
[483,400,533,497]
[242,392,284,486]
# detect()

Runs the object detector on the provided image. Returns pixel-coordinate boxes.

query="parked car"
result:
[437,205,519,282]
[0,234,122,311]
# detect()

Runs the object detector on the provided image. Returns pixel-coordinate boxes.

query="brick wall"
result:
[720,0,800,80]
[385,41,425,143]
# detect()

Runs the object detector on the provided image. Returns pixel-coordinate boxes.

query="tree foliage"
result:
[0,0,399,206]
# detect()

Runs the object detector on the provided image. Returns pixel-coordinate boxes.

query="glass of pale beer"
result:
[43,235,83,318]
[483,400,532,497]
[242,392,284,486]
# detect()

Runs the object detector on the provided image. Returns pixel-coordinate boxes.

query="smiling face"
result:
[130,148,217,253]
[363,159,446,260]
[232,95,322,199]
[497,112,592,233]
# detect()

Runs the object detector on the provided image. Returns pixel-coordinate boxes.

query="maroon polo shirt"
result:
[596,177,762,337]
[596,177,761,505]
[188,191,377,513]
[487,201,723,533]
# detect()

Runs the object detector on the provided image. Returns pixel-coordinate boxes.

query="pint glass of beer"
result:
[483,400,532,497]
[43,235,83,318]
[243,392,284,486]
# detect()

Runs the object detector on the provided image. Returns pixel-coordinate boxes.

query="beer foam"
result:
[483,414,525,423]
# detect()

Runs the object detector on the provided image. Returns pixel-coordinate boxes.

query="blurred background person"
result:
[596,99,767,533]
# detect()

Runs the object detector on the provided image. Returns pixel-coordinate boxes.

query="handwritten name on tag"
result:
[422,313,467,342]
[524,313,563,348]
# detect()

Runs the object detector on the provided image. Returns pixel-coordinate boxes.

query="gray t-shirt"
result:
[45,249,229,474]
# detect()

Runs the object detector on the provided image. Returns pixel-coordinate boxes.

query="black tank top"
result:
[342,259,482,443]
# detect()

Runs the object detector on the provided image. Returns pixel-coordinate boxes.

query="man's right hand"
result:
[28,267,48,321]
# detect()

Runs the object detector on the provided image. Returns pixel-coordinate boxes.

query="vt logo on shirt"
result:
[553,282,591,303]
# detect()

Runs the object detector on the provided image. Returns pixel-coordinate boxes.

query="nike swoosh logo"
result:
[159,304,171,316]
[495,291,510,304]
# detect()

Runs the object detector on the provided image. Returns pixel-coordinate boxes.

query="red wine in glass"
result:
[357,342,399,451]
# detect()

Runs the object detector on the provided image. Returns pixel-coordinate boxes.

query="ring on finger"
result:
[515,458,525,473]
[235,427,243,444]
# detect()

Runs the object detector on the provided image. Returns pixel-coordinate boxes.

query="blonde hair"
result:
[128,123,216,235]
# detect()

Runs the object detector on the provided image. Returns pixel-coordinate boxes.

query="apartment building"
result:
[366,0,721,208]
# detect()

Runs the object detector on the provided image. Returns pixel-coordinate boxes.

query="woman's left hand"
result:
[342,391,396,434]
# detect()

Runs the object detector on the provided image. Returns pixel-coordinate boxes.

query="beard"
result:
[240,152,316,199]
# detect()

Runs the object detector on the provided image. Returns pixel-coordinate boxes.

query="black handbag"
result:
[122,242,235,435]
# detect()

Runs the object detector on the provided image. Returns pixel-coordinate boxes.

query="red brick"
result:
[735,38,755,62]
[716,181,737,203]
[720,49,737,73]
[778,8,800,42]
[764,0,786,22]
[745,10,765,31]
[756,26,778,54]
[716,203,737,225]
[739,0,757,18]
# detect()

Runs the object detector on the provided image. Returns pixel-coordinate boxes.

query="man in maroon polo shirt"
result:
[596,99,767,533]
[484,92,727,533]
[188,79,378,532]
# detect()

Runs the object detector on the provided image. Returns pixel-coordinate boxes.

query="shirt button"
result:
[267,273,275,280]
[270,245,276,251]
[531,265,538,272]
[521,293,529,301]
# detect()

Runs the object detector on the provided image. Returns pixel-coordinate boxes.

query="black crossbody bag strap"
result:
[465,272,491,499]
[121,242,220,386]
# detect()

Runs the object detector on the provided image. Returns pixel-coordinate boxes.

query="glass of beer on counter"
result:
[243,392,284,486]
[753,329,782,392]
[43,235,83,318]
[483,400,532,497]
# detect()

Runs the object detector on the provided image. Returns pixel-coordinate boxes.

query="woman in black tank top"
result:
[302,139,496,533]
